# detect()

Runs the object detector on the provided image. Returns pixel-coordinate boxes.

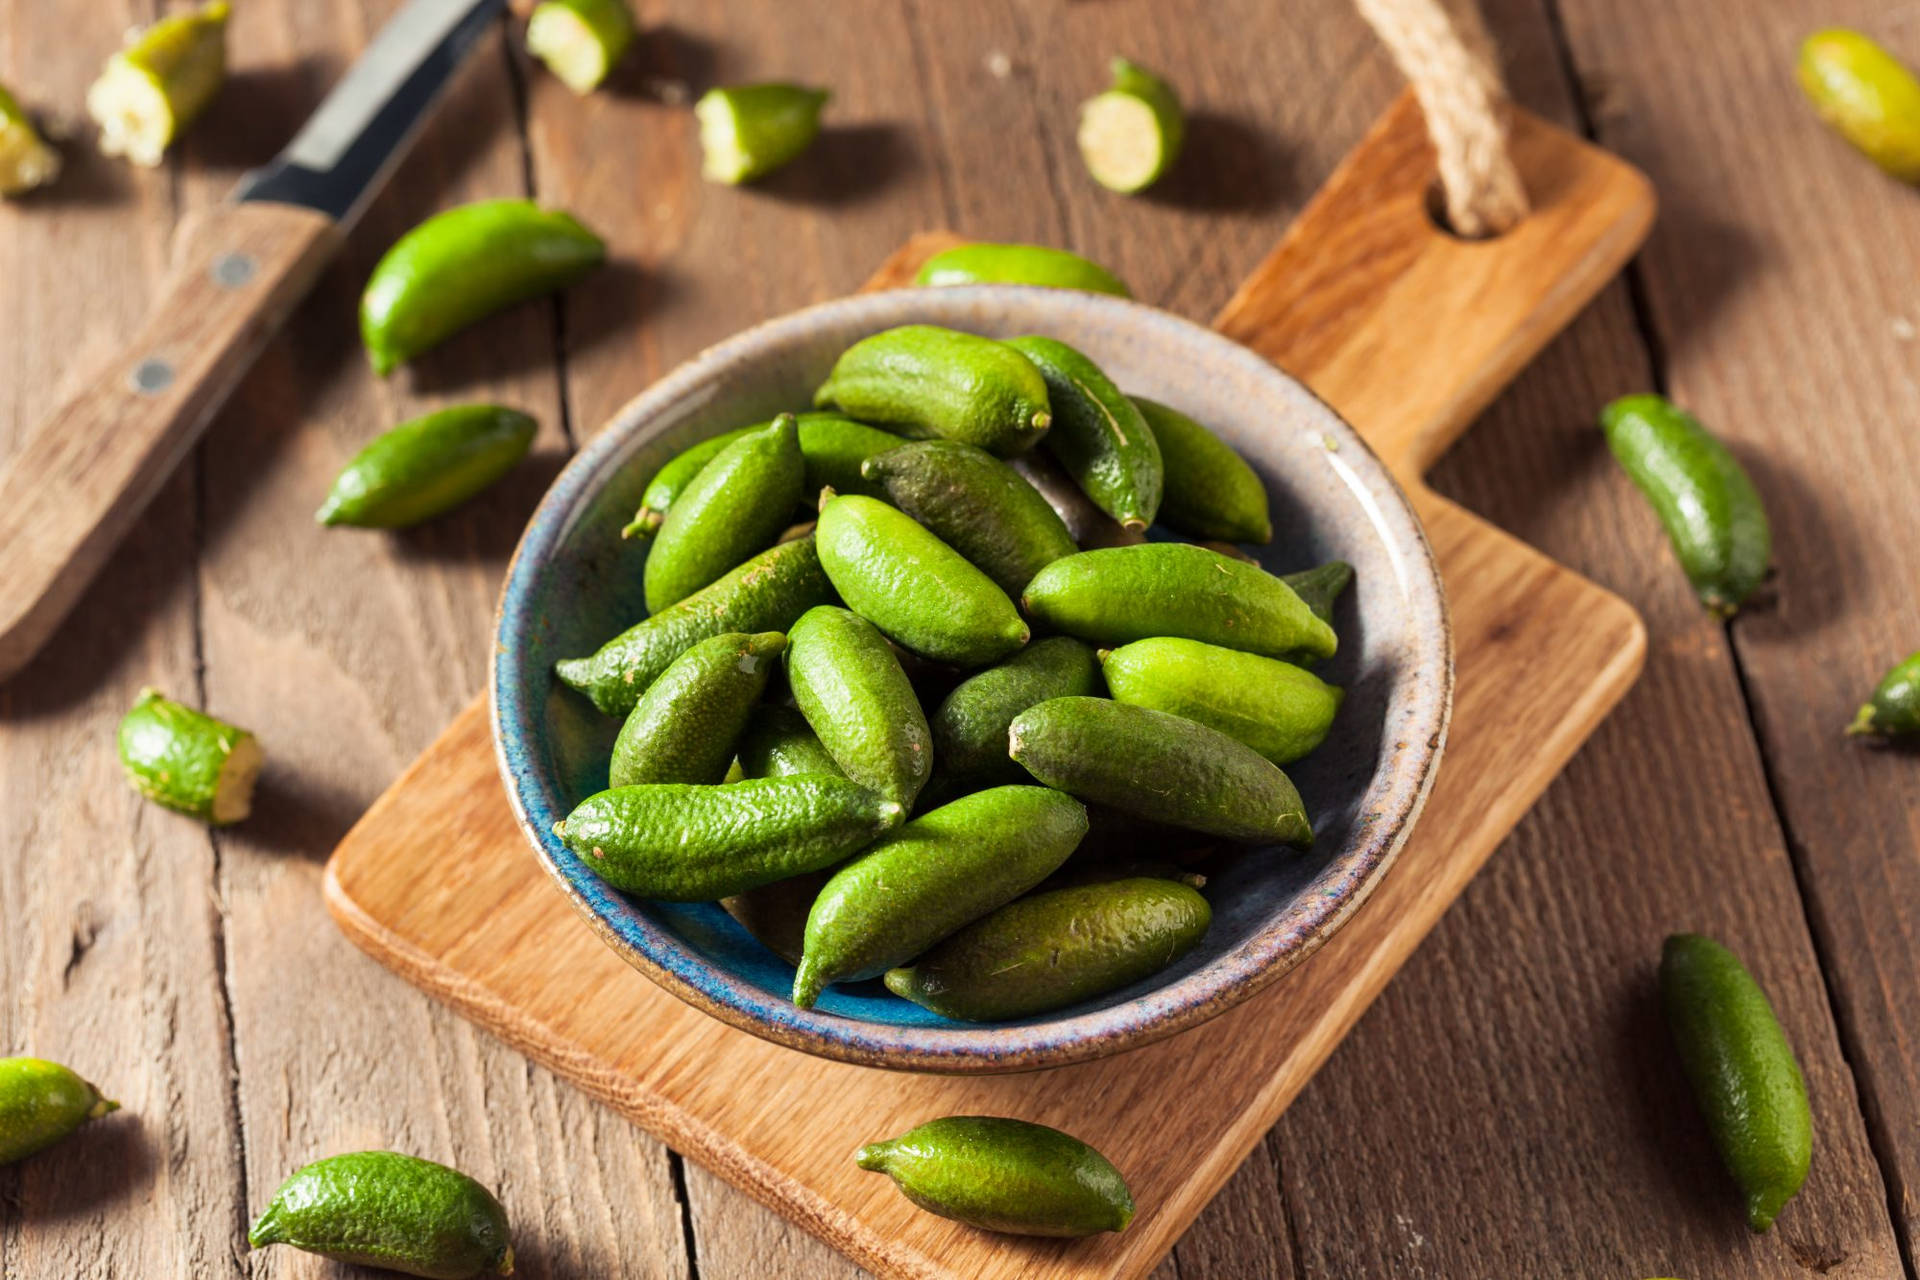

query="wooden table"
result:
[3,1,1916,1276]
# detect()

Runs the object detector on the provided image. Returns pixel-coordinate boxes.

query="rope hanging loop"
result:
[1353,0,1530,237]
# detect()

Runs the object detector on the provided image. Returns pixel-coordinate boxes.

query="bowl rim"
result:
[491,286,1454,1074]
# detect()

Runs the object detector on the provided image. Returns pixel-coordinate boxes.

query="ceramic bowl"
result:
[492,287,1452,1074]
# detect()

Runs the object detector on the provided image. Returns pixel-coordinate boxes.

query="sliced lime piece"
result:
[87,0,229,168]
[527,0,635,95]
[0,84,59,196]
[1077,57,1185,194]
[117,688,262,826]
[695,83,829,184]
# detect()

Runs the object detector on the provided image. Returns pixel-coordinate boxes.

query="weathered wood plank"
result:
[0,1,246,1276]
[1265,0,1903,1275]
[1550,0,1920,1260]
[166,2,692,1276]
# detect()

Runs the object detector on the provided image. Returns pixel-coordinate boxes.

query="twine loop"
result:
[1353,0,1530,236]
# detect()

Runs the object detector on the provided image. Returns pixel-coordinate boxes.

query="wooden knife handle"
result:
[0,200,341,682]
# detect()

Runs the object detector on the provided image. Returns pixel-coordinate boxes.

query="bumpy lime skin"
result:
[914,243,1132,297]
[116,687,257,824]
[1131,396,1271,544]
[624,427,754,539]
[1848,649,1920,740]
[735,702,845,780]
[862,440,1078,599]
[317,405,537,528]
[0,1058,118,1166]
[856,1115,1134,1237]
[1660,933,1812,1233]
[815,494,1029,667]
[556,775,900,901]
[1010,696,1312,846]
[930,637,1102,789]
[793,786,1088,1008]
[360,199,604,375]
[248,1150,513,1279]
[643,415,805,612]
[555,537,833,716]
[1004,336,1163,530]
[1600,394,1771,618]
[1022,543,1336,662]
[813,324,1053,457]
[1101,637,1343,765]
[885,877,1211,1021]
[785,604,933,811]
[608,631,784,787]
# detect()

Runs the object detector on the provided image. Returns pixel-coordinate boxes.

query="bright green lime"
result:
[856,1116,1133,1237]
[317,405,536,528]
[0,1058,118,1165]
[117,688,261,825]
[248,1150,513,1278]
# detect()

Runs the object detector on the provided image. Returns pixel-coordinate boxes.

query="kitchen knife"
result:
[0,0,510,682]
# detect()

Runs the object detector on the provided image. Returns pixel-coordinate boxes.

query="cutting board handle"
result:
[1215,91,1654,480]
[0,200,341,683]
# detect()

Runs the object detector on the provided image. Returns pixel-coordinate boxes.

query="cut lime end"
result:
[695,92,753,184]
[209,732,262,826]
[0,118,60,196]
[528,6,612,95]
[1078,91,1170,193]
[88,60,174,167]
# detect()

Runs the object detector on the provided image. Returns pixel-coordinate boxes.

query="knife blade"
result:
[0,0,510,681]
[236,0,509,225]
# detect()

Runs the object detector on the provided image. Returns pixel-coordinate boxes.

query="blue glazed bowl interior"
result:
[493,288,1450,1072]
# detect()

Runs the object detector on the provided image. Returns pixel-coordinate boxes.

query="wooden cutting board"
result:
[324,92,1654,1280]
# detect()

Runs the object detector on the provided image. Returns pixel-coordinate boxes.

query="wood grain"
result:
[1552,0,1920,1261]
[322,99,1656,1279]
[0,1,247,1274]
[2,0,1914,1276]
[170,4,694,1277]
[0,199,341,681]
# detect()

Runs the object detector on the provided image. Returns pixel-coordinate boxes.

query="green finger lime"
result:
[1023,543,1336,662]
[644,414,805,611]
[361,199,605,375]
[527,0,636,95]
[696,83,829,184]
[556,775,900,901]
[118,688,262,825]
[555,537,833,716]
[885,876,1210,1021]
[1660,933,1812,1233]
[786,604,932,811]
[856,1116,1133,1237]
[1010,696,1312,846]
[1077,57,1184,194]
[317,405,537,528]
[1100,637,1343,765]
[622,427,755,540]
[860,440,1078,597]
[0,1058,118,1165]
[86,1,228,167]
[248,1150,513,1278]
[1132,396,1271,543]
[0,82,60,195]
[1848,649,1920,740]
[815,491,1030,667]
[814,324,1053,457]
[913,243,1131,297]
[1005,336,1162,530]
[1798,29,1920,183]
[929,636,1101,790]
[1601,394,1771,617]
[793,786,1087,1007]
[608,631,785,786]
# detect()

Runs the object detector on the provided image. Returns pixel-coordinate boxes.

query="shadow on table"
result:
[241,768,373,863]
[0,1110,156,1223]
[750,124,915,209]
[1138,111,1296,214]
[403,261,666,395]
